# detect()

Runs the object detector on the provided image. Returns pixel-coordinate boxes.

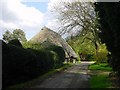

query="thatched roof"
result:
[30,26,78,58]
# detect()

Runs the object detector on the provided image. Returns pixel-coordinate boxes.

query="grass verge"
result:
[89,63,112,71]
[89,63,112,88]
[90,74,112,88]
[6,63,73,89]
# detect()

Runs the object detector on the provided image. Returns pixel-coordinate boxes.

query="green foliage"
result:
[46,45,65,68]
[89,63,112,71]
[2,30,13,43]
[89,63,112,88]
[23,41,44,50]
[90,75,112,88]
[3,29,27,43]
[93,44,108,63]
[67,33,95,61]
[3,40,65,88]
[31,49,54,71]
[12,29,27,42]
[49,51,59,68]
[2,41,38,88]
[67,32,108,62]
[23,43,65,68]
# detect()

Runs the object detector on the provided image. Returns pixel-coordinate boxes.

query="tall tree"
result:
[95,2,120,75]
[50,1,101,57]
[12,29,27,42]
[3,30,13,43]
[3,29,27,43]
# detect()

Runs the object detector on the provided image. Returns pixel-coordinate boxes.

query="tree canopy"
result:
[2,30,13,43]
[3,29,27,43]
[50,1,98,35]
[50,1,101,57]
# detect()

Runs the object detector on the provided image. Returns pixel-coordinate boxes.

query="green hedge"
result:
[8,39,22,47]
[2,41,38,88]
[2,39,65,88]
[45,45,65,68]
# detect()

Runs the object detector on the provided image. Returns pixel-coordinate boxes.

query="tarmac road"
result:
[32,61,95,88]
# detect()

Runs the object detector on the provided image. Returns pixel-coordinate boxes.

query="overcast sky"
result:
[0,0,61,40]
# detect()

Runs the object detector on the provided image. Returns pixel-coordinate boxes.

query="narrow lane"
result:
[32,61,94,88]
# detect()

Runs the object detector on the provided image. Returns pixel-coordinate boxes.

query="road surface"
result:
[32,61,94,88]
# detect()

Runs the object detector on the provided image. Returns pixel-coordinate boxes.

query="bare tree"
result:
[50,0,101,55]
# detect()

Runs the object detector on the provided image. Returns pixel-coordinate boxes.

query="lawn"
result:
[89,63,113,88]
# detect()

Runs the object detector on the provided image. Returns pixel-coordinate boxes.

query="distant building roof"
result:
[30,26,78,58]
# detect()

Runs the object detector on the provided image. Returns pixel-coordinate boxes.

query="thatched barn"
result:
[30,26,78,60]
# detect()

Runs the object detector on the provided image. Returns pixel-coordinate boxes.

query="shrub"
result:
[93,44,108,63]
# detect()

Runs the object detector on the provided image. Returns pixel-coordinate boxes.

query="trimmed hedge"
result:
[8,39,22,47]
[2,39,65,88]
[2,41,38,88]
[46,45,65,68]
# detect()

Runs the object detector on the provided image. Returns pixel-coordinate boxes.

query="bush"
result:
[93,44,108,63]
